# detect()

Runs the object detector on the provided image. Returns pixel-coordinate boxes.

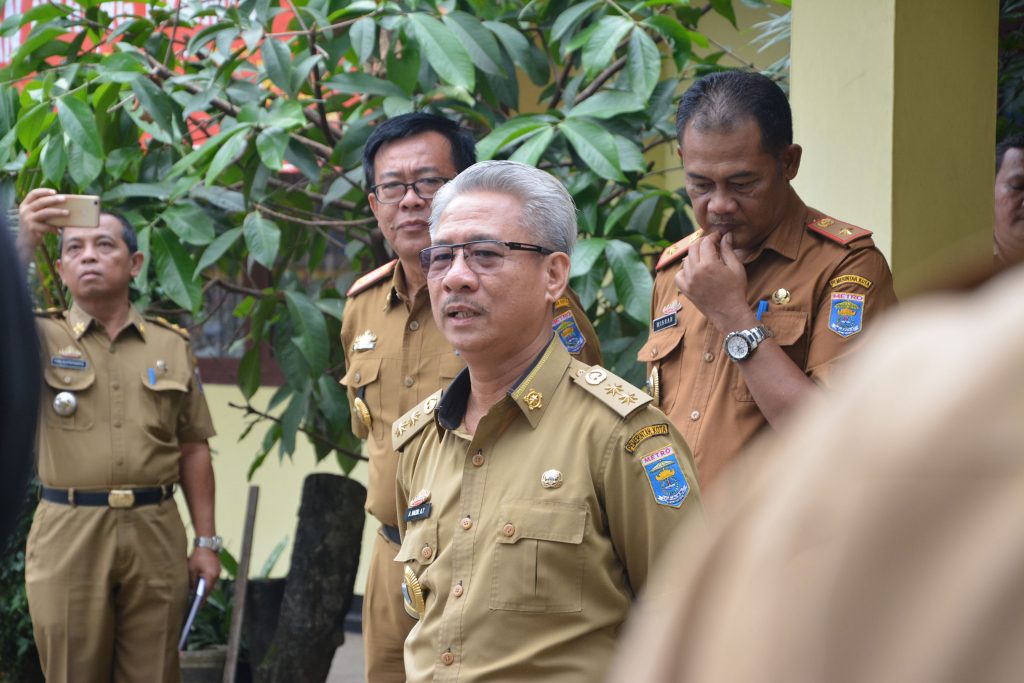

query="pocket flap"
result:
[637,323,685,363]
[140,370,188,392]
[496,501,587,545]
[341,357,381,389]
[43,366,95,392]
[764,310,809,347]
[395,519,438,565]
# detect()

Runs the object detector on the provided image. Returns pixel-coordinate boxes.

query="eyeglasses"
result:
[419,240,555,279]
[369,176,451,204]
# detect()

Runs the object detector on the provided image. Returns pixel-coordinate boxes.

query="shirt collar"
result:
[68,302,147,341]
[743,192,808,264]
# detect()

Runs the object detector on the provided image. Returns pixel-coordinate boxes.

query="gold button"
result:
[471,452,484,467]
[460,517,472,530]
[409,320,420,331]
[441,652,455,666]
[451,584,464,598]
[404,376,415,387]
[63,376,71,384]
[113,420,122,428]
[421,546,433,560]
[354,371,362,383]
[703,352,714,362]
[111,381,119,390]
[502,523,515,537]
[689,410,700,421]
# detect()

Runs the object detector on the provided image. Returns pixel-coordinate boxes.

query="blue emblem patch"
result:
[828,292,865,338]
[641,446,689,508]
[552,310,586,354]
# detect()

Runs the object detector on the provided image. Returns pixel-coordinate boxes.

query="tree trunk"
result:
[254,474,366,683]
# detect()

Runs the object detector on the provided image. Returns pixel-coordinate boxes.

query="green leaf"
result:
[195,227,243,275]
[15,102,54,150]
[243,211,280,268]
[444,11,503,76]
[261,38,293,94]
[130,79,178,138]
[284,138,320,181]
[205,126,251,185]
[256,127,289,170]
[279,389,307,456]
[66,140,104,187]
[325,72,406,98]
[284,291,329,373]
[627,27,661,101]
[551,0,600,43]
[40,134,67,184]
[568,90,644,120]
[95,52,146,83]
[350,16,376,63]
[385,35,420,95]
[614,135,646,173]
[161,203,216,246]
[56,97,102,157]
[570,237,608,278]
[263,100,307,129]
[103,182,177,200]
[485,21,548,85]
[559,119,624,182]
[582,16,633,76]
[322,176,355,206]
[710,0,738,28]
[151,229,203,312]
[605,238,653,325]
[315,298,344,320]
[291,54,322,96]
[643,15,691,54]
[508,126,555,166]
[476,115,552,160]
[238,345,262,400]
[187,21,234,56]
[135,224,150,291]
[407,13,474,91]
[316,374,347,426]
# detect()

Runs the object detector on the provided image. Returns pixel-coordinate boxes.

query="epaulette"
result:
[655,229,704,271]
[148,315,191,340]
[34,306,64,318]
[392,389,442,452]
[806,215,872,246]
[347,259,398,298]
[569,359,653,418]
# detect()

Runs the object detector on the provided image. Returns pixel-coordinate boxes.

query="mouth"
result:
[442,300,483,320]
[397,219,429,232]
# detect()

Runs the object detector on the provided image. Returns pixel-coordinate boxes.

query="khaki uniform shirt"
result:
[640,201,897,486]
[35,304,215,488]
[341,261,601,527]
[394,338,702,683]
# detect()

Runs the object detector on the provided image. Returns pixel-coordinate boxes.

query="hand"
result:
[17,188,68,264]
[187,547,221,605]
[675,232,755,333]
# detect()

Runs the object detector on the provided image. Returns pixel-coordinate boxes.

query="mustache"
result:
[440,295,486,315]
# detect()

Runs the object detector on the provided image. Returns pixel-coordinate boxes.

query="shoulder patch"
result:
[347,259,398,298]
[569,360,653,418]
[34,306,64,318]
[392,390,442,452]
[655,229,704,271]
[806,215,872,246]
[148,316,190,340]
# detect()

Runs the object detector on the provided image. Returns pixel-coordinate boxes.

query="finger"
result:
[720,233,740,265]
[699,232,720,262]
[22,188,58,204]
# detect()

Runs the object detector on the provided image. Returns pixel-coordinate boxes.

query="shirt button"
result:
[690,410,700,421]
[460,517,472,530]
[113,420,122,428]
[408,320,420,331]
[703,352,715,362]
[502,523,515,537]
[471,452,484,467]
[404,376,415,387]
[421,545,433,560]
[111,381,120,390]
[650,346,658,358]
[63,376,72,385]
[441,652,455,666]
[354,371,362,383]
[451,584,464,598]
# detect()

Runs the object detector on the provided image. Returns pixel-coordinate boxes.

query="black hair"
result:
[996,133,1024,173]
[362,112,476,188]
[58,210,138,255]
[676,71,793,158]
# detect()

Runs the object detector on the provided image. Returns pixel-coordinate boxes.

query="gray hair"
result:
[429,160,577,256]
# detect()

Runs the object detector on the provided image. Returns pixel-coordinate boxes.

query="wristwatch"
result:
[723,325,772,361]
[193,535,223,552]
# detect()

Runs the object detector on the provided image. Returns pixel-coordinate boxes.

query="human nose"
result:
[398,182,427,208]
[441,247,477,288]
[707,188,737,216]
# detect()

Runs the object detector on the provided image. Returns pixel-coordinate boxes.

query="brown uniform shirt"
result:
[394,338,702,683]
[341,261,601,527]
[35,304,215,488]
[640,203,897,486]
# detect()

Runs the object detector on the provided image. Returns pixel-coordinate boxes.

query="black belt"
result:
[41,484,175,508]
[381,524,402,545]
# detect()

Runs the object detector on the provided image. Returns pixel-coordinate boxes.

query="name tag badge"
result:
[404,502,433,523]
[652,312,677,332]
[51,357,87,370]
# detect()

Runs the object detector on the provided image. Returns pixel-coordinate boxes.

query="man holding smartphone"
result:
[17,189,219,683]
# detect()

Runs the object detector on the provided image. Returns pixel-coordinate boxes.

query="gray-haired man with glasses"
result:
[340,114,601,682]
[392,160,703,683]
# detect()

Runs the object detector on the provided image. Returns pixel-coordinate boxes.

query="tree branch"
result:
[228,401,369,462]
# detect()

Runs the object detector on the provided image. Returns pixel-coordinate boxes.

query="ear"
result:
[544,252,571,306]
[368,192,380,220]
[129,251,144,278]
[781,143,802,180]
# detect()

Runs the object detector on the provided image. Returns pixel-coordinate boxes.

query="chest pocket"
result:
[140,369,189,443]
[490,501,587,613]
[437,352,464,383]
[637,321,685,365]
[395,519,438,572]
[732,309,810,402]
[341,358,382,439]
[42,365,96,431]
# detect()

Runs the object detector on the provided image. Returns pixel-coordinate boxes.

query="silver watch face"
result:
[725,334,750,360]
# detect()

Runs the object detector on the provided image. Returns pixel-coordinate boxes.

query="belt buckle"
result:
[108,489,135,508]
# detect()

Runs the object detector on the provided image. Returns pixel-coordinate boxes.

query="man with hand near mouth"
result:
[995,133,1024,268]
[340,114,600,682]
[641,71,897,489]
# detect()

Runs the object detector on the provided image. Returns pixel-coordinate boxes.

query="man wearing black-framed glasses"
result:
[340,113,601,682]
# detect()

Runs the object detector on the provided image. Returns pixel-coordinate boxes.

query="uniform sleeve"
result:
[340,296,370,439]
[600,408,704,592]
[176,347,216,443]
[806,244,898,387]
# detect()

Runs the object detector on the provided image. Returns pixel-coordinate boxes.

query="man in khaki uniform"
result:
[995,133,1024,268]
[341,113,601,682]
[17,189,219,683]
[641,71,897,487]
[610,263,1024,683]
[393,160,702,682]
